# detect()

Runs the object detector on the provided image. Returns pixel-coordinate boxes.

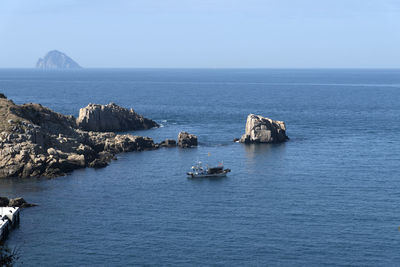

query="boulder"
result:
[239,114,288,144]
[177,132,198,148]
[0,197,36,208]
[88,151,114,168]
[47,148,58,156]
[76,144,96,164]
[66,154,86,167]
[76,103,159,132]
[8,197,26,207]
[104,135,155,153]
[159,139,176,147]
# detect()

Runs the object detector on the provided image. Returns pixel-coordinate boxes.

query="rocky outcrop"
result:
[0,95,160,178]
[36,50,82,69]
[0,197,36,208]
[159,139,176,148]
[76,103,158,132]
[177,132,198,148]
[239,114,288,144]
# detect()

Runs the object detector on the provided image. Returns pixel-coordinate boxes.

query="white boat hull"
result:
[187,162,230,178]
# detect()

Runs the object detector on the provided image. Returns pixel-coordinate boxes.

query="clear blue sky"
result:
[0,0,399,68]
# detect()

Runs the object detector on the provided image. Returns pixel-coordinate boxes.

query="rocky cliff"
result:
[36,50,82,69]
[77,103,158,132]
[0,95,158,178]
[240,114,288,144]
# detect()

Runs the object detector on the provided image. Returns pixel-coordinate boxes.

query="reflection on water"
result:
[0,167,91,200]
[0,177,49,196]
[187,176,228,184]
[243,143,287,174]
[244,143,287,159]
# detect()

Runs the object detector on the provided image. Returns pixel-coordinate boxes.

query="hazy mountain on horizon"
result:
[36,50,82,69]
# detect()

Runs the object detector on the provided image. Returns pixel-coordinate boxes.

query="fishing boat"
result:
[187,161,231,178]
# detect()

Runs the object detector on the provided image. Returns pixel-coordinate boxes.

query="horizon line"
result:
[1,67,400,70]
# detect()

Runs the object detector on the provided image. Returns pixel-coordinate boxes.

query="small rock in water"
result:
[0,196,37,208]
[159,139,177,147]
[177,131,198,148]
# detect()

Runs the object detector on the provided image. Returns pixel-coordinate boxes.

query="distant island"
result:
[36,50,82,69]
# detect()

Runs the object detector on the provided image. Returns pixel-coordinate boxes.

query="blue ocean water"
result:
[0,69,400,266]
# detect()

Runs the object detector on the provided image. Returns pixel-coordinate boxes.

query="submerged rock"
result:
[77,103,158,132]
[239,114,288,144]
[36,50,82,70]
[177,131,198,148]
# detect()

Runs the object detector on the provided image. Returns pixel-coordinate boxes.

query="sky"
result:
[0,0,399,68]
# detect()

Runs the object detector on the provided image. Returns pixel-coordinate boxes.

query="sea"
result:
[0,69,399,266]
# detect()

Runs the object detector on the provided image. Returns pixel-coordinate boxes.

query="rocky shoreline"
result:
[0,94,198,178]
[0,93,288,179]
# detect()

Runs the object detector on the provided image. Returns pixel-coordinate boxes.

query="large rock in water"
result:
[76,103,158,132]
[177,131,198,148]
[239,114,288,143]
[36,50,82,69]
